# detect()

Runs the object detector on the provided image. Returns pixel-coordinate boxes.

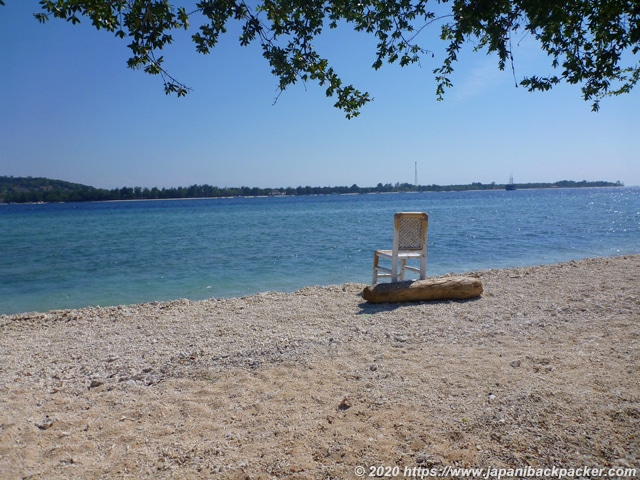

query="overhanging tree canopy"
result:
[10,0,640,117]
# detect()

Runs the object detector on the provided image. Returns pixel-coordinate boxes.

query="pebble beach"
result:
[1,255,638,479]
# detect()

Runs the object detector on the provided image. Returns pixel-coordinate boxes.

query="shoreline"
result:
[1,255,639,478]
[3,252,639,317]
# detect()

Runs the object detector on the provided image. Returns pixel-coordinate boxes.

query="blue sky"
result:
[1,2,638,189]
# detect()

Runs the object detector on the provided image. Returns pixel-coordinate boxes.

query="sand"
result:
[0,255,638,479]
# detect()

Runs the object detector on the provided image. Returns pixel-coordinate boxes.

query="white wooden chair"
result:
[372,212,428,285]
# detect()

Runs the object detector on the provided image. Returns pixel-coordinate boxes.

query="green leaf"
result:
[26,0,640,115]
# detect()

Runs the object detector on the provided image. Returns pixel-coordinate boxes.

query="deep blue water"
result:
[1,187,638,314]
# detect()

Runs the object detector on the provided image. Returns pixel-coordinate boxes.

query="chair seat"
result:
[374,249,424,259]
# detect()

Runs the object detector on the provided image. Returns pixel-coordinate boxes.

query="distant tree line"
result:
[0,176,624,204]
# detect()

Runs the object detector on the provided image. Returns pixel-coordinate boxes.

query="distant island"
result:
[0,176,625,204]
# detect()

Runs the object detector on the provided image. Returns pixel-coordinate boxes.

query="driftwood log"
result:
[362,276,483,304]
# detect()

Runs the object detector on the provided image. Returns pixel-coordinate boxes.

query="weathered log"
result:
[362,276,483,304]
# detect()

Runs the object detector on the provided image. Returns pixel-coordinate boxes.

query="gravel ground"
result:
[0,255,638,479]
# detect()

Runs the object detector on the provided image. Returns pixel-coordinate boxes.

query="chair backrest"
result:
[393,212,428,251]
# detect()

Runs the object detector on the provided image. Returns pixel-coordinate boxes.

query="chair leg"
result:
[391,256,398,282]
[372,253,379,285]
[399,259,407,281]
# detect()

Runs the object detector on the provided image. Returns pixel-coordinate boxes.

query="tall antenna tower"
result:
[414,162,418,186]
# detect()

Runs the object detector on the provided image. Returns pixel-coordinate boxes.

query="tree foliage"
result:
[17,0,640,116]
[0,176,622,204]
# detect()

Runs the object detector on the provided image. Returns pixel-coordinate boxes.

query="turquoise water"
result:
[1,187,639,314]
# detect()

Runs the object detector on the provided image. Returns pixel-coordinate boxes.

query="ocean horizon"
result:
[1,186,639,315]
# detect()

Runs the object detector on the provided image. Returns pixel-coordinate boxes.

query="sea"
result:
[1,187,639,315]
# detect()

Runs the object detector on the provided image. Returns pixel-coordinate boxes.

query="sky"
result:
[1,2,638,189]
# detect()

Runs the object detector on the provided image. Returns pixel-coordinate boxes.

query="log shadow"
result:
[356,295,482,315]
